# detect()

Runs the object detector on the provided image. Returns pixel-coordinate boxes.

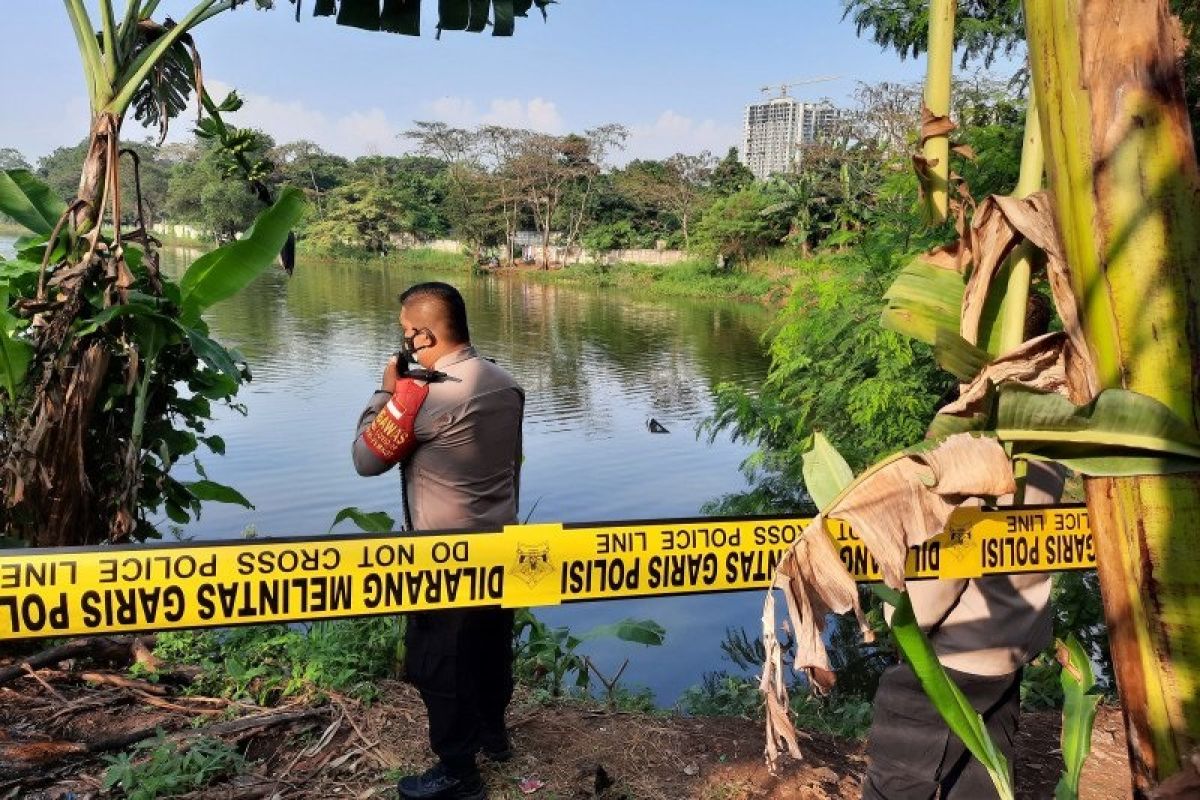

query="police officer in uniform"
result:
[353,282,524,800]
[862,461,1065,799]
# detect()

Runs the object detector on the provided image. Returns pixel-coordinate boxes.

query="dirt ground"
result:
[0,656,1134,800]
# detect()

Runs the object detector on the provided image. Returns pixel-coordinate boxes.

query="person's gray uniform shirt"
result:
[896,460,1066,675]
[352,346,524,531]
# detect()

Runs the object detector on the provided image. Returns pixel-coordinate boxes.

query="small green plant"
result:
[512,609,589,697]
[679,673,763,718]
[125,660,161,683]
[679,671,872,738]
[154,616,406,702]
[512,610,664,699]
[601,684,659,713]
[1055,634,1101,800]
[790,691,875,740]
[101,734,244,800]
[1020,652,1064,710]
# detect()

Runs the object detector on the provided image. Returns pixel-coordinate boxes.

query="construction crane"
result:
[759,75,842,99]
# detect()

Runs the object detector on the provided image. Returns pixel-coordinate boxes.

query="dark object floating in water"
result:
[647,418,670,434]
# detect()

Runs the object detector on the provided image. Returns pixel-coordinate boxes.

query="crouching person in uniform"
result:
[861,460,1065,799]
[352,281,525,800]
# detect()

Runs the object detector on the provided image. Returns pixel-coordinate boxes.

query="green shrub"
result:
[678,673,763,717]
[790,691,875,740]
[102,735,244,800]
[679,672,873,739]
[154,617,405,702]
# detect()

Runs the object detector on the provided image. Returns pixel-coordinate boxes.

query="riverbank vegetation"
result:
[711,1,1200,795]
[0,620,1132,799]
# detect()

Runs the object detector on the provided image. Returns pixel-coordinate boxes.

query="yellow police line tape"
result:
[0,504,1094,640]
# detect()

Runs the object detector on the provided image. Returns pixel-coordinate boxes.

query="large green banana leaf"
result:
[882,255,990,380]
[977,384,1200,475]
[0,170,66,236]
[0,290,32,411]
[801,431,854,511]
[178,187,307,325]
[881,254,965,347]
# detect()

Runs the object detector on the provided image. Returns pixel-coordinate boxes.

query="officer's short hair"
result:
[400,282,470,344]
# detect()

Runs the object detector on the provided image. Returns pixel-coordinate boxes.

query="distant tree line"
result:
[1,78,1022,271]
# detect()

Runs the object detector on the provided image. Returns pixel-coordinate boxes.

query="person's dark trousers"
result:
[404,606,515,778]
[862,663,1022,800]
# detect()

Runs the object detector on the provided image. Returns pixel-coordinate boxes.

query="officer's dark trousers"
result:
[404,607,515,778]
[862,663,1022,800]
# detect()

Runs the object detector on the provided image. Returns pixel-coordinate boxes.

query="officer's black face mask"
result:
[400,327,434,361]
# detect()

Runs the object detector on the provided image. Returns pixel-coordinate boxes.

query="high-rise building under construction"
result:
[740,97,840,181]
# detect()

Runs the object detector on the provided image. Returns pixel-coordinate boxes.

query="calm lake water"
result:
[2,236,775,703]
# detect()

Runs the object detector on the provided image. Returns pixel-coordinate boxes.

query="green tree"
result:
[693,185,786,267]
[0,0,548,546]
[761,172,825,256]
[842,0,1025,67]
[616,152,713,251]
[306,170,444,254]
[404,121,506,255]
[165,133,278,241]
[0,148,29,171]
[560,124,629,255]
[507,131,598,267]
[709,147,755,196]
[272,140,350,217]
[580,220,637,251]
[705,217,951,515]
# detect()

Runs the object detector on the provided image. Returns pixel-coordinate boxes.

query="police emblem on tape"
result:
[512,542,554,587]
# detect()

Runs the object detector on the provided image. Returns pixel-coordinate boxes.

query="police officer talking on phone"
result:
[352,282,524,800]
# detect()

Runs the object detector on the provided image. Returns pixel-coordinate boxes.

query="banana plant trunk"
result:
[1024,0,1200,794]
[4,115,122,546]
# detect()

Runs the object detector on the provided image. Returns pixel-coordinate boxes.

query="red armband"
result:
[360,379,430,465]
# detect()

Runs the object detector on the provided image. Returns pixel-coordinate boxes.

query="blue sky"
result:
[1,2,933,164]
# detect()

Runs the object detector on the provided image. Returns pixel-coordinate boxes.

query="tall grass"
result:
[520,256,792,303]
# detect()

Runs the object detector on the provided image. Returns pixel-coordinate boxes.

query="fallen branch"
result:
[166,706,327,743]
[79,671,168,695]
[133,691,226,716]
[22,663,68,702]
[0,637,139,687]
[1,705,328,778]
[331,696,379,751]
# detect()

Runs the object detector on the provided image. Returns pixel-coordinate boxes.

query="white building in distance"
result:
[741,97,841,181]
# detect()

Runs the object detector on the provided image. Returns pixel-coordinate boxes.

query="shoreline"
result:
[153,237,795,305]
[301,247,797,305]
[0,636,1130,800]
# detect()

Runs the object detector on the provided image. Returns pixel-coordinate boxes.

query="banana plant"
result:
[770,4,1200,795]
[782,423,1139,800]
[2,1,548,546]
[791,430,1128,799]
[917,0,955,224]
[1022,2,1200,790]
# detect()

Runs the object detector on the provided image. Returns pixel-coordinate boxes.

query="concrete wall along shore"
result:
[151,229,689,268]
[429,238,688,267]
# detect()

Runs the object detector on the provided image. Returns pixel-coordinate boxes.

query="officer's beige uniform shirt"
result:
[352,346,524,531]
[895,460,1064,676]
